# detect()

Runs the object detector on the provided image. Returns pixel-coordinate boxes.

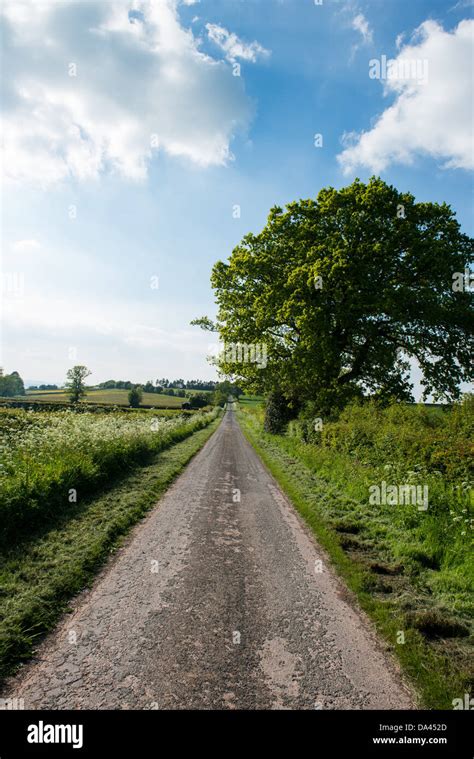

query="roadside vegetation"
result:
[237,398,473,708]
[0,407,219,545]
[0,407,222,681]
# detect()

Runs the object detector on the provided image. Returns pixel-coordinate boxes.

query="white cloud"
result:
[3,291,192,347]
[2,290,216,379]
[450,0,474,9]
[338,20,474,174]
[1,0,254,186]
[1,233,219,380]
[395,32,405,50]
[352,13,373,45]
[12,239,41,253]
[206,23,270,63]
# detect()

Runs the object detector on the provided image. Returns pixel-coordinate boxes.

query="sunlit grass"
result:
[237,401,473,708]
[0,407,219,542]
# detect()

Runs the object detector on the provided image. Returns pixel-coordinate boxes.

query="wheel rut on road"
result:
[2,407,413,709]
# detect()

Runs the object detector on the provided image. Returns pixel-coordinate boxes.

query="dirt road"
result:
[3,406,413,709]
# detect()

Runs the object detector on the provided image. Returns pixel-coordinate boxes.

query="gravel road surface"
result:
[2,406,413,709]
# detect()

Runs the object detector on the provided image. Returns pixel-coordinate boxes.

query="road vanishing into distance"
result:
[3,406,413,709]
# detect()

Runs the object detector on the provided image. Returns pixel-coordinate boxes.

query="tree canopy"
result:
[196,178,473,412]
[0,371,26,397]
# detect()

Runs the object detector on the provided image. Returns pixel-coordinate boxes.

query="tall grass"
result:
[285,398,473,584]
[0,407,218,543]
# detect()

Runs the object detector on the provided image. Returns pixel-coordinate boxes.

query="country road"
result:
[2,406,413,710]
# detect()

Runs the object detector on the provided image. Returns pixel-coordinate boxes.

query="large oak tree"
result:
[195,178,473,412]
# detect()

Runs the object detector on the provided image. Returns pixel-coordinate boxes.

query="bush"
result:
[306,397,473,481]
[189,393,208,409]
[264,390,295,434]
[281,396,473,578]
[128,386,143,408]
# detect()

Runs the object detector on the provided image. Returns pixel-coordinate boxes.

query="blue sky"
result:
[1,0,473,393]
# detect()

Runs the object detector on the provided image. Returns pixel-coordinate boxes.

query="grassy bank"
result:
[237,400,473,709]
[0,407,217,543]
[0,412,221,681]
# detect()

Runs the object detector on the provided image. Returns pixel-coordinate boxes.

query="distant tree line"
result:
[98,378,220,393]
[157,379,219,391]
[27,384,59,391]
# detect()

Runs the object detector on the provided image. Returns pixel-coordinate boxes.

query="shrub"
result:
[189,393,208,409]
[263,390,295,434]
[128,386,143,408]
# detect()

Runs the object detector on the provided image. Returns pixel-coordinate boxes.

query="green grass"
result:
[0,408,218,542]
[238,395,264,406]
[237,402,473,709]
[0,413,222,682]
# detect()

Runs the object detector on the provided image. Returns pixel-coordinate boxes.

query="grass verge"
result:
[0,414,221,682]
[237,404,472,709]
[0,408,217,543]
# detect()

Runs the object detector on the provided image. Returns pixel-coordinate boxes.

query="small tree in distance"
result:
[66,365,91,404]
[128,386,143,408]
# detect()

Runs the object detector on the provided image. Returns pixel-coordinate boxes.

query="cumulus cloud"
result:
[395,32,405,50]
[338,19,474,174]
[0,0,254,186]
[206,23,270,63]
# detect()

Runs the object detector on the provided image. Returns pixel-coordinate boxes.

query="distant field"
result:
[239,395,263,406]
[24,389,186,408]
